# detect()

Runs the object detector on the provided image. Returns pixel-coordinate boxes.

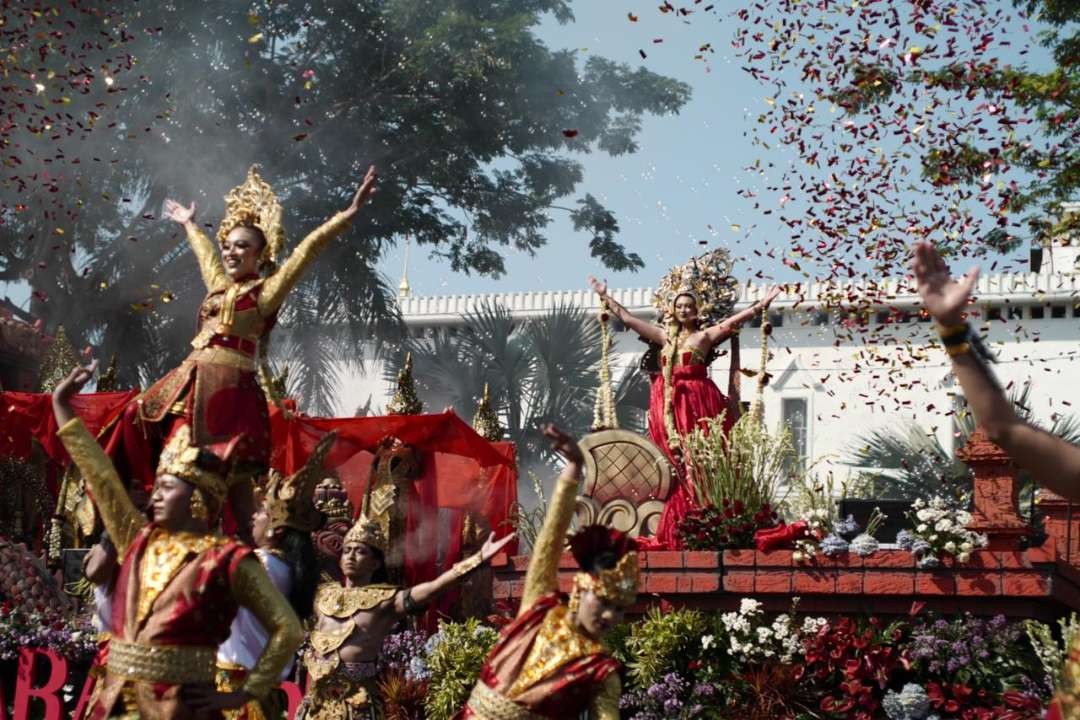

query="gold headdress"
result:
[652,248,739,329]
[157,425,229,513]
[569,526,639,608]
[343,514,388,553]
[265,432,337,532]
[217,166,285,268]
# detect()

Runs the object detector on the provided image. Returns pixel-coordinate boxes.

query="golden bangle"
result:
[452,551,484,578]
[935,322,967,340]
[945,342,972,357]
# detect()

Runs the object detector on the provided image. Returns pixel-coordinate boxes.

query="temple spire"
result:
[398,235,412,298]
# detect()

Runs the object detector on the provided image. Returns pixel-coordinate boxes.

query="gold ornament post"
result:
[386,353,423,416]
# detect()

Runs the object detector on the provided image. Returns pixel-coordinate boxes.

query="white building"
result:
[337,244,1080,480]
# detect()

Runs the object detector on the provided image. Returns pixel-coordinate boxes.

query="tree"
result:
[844,384,1080,504]
[0,1,690,412]
[392,301,651,477]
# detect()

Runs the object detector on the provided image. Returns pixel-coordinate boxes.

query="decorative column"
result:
[956,427,1030,550]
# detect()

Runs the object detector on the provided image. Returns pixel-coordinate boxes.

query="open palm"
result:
[912,242,979,326]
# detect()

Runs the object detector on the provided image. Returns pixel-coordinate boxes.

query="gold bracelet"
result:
[451,551,484,578]
[935,322,967,340]
[945,342,971,357]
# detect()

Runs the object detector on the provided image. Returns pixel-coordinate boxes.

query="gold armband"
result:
[452,551,484,578]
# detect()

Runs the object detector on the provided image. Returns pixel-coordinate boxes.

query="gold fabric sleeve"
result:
[231,556,304,701]
[184,223,228,291]
[257,212,352,314]
[519,472,579,615]
[588,673,621,720]
[56,418,144,554]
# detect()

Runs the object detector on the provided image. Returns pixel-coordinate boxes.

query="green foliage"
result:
[398,302,650,476]
[623,606,710,687]
[423,618,500,720]
[1025,613,1080,692]
[1,1,689,406]
[683,412,795,513]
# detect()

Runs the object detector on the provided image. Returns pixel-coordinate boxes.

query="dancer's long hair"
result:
[275,527,321,619]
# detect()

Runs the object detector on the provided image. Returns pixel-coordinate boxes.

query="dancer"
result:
[298,500,515,719]
[589,257,782,547]
[216,433,335,720]
[75,532,118,719]
[101,164,378,539]
[912,240,1080,719]
[52,361,303,719]
[459,425,638,720]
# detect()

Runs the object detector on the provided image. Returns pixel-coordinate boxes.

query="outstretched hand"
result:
[588,275,608,298]
[541,423,584,467]
[912,242,979,326]
[51,360,98,427]
[342,165,378,219]
[163,199,196,225]
[762,284,784,307]
[480,531,516,563]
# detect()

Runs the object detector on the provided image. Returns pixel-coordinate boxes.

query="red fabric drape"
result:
[0,390,138,464]
[269,409,519,607]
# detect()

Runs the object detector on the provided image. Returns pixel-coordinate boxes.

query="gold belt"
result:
[466,682,548,720]
[188,345,256,371]
[107,640,216,684]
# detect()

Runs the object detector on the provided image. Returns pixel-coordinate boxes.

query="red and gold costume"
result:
[459,470,637,720]
[103,168,353,488]
[57,417,303,720]
[216,432,338,720]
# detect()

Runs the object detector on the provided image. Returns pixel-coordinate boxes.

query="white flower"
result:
[917,524,928,533]
[916,509,933,522]
[793,550,804,562]
[701,634,715,650]
[957,552,971,563]
[929,534,939,542]
[944,541,957,553]
[960,541,973,552]
[956,511,973,526]
[912,498,925,509]
[935,518,953,532]
[740,598,763,615]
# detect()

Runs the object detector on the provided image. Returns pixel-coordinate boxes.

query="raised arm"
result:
[53,363,143,554]
[914,241,1080,500]
[258,165,377,314]
[392,531,515,615]
[702,285,783,346]
[165,200,228,291]
[589,276,665,345]
[519,425,585,615]
[230,556,304,701]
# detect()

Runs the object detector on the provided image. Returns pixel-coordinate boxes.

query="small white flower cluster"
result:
[904,497,987,565]
[715,598,821,664]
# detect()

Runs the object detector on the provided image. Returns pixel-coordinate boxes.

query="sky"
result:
[375,2,770,297]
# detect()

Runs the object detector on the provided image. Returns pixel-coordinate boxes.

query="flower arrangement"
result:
[897,497,987,568]
[0,603,96,664]
[678,499,779,550]
[849,507,887,557]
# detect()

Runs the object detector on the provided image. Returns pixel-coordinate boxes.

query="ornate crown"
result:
[265,431,337,532]
[652,248,740,328]
[217,166,285,267]
[314,476,353,522]
[570,525,639,607]
[343,514,388,553]
[157,425,229,511]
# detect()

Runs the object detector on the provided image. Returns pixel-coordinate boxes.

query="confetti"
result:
[562,129,579,138]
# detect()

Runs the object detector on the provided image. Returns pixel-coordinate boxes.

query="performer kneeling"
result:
[298,492,514,719]
[52,361,303,720]
[459,425,638,720]
[216,434,335,719]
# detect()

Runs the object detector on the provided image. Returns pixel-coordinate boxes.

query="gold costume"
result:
[58,418,302,719]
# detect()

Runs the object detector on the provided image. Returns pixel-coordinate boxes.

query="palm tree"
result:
[391,301,651,480]
[844,384,1080,506]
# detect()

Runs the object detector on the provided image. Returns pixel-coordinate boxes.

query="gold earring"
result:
[189,490,208,521]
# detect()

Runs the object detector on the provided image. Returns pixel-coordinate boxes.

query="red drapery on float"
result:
[269,407,520,596]
[0,393,519,621]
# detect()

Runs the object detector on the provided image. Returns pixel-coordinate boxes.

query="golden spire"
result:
[36,325,80,393]
[386,353,423,416]
[472,383,503,441]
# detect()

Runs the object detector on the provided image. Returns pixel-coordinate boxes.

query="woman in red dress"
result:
[100,165,377,537]
[588,274,781,548]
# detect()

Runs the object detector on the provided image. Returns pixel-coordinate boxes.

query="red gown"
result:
[100,212,352,490]
[646,348,735,549]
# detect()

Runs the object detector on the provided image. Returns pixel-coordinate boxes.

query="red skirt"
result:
[646,364,734,549]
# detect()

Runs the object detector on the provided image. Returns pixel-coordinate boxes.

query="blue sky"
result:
[378,2,769,297]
